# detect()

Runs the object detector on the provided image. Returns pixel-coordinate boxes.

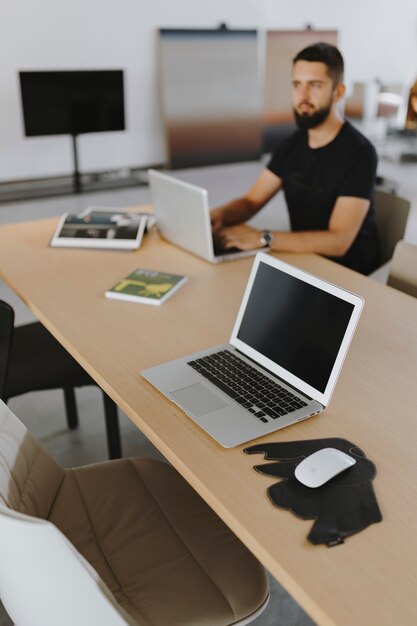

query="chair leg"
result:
[63,387,79,429]
[102,393,122,460]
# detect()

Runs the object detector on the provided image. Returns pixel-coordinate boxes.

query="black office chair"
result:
[0,300,121,459]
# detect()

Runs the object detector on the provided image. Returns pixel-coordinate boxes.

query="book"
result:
[50,208,149,250]
[105,268,187,305]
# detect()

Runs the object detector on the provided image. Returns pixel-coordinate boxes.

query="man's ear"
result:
[333,82,346,103]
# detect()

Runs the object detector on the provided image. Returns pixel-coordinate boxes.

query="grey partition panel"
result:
[158,28,261,169]
[262,30,338,153]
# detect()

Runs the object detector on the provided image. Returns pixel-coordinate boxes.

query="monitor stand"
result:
[71,133,82,194]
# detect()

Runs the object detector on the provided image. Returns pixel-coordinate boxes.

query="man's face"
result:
[292,60,338,129]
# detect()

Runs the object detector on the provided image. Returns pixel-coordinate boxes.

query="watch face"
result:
[260,231,272,246]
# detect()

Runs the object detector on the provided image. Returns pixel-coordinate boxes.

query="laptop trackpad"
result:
[171,383,228,416]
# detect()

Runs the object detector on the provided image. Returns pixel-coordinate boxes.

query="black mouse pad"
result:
[244,438,383,547]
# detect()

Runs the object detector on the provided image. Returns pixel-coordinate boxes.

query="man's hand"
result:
[210,207,225,233]
[219,224,264,251]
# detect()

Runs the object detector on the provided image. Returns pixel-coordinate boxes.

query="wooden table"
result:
[1,216,417,626]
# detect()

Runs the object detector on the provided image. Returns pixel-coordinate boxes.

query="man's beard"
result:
[293,103,332,129]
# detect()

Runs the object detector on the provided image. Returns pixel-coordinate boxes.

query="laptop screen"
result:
[232,256,361,401]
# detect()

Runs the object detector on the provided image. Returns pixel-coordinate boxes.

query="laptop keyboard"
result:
[212,233,242,256]
[187,349,307,424]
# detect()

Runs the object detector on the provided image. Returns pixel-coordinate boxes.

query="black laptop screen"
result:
[236,262,355,393]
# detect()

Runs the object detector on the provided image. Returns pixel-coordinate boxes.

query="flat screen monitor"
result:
[19,70,125,137]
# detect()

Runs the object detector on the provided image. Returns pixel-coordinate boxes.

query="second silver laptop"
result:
[148,168,260,263]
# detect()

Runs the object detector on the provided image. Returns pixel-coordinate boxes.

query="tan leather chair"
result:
[0,400,268,626]
[374,189,411,266]
[387,240,417,298]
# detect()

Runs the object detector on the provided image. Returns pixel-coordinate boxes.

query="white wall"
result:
[1,0,417,182]
[1,0,263,182]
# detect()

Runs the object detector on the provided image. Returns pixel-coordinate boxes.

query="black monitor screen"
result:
[19,70,125,136]
[237,262,355,393]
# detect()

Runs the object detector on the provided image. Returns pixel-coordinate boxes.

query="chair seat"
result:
[6,322,92,396]
[49,458,268,626]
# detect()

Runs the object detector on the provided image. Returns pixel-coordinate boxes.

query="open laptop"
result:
[142,253,364,448]
[148,169,262,263]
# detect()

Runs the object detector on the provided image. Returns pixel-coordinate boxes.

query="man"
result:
[211,43,380,275]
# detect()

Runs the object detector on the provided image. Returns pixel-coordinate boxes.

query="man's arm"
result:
[220,195,371,255]
[211,169,282,232]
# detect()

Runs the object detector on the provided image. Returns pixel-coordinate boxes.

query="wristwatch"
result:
[259,230,273,248]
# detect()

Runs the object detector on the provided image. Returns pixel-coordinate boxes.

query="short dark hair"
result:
[293,42,344,85]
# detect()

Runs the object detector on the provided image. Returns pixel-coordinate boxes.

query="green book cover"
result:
[105,268,187,305]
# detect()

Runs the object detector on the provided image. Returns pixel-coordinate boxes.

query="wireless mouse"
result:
[294,447,356,488]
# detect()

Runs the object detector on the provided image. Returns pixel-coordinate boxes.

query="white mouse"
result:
[294,447,356,488]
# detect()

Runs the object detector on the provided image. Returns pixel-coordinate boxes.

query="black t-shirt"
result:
[267,121,380,275]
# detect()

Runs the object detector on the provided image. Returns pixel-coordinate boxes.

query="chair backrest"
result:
[0,399,137,626]
[374,189,411,265]
[0,507,137,626]
[0,300,14,399]
[0,398,63,515]
[387,240,417,298]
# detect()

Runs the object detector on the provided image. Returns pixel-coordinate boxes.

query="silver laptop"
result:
[148,169,261,263]
[141,253,364,448]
